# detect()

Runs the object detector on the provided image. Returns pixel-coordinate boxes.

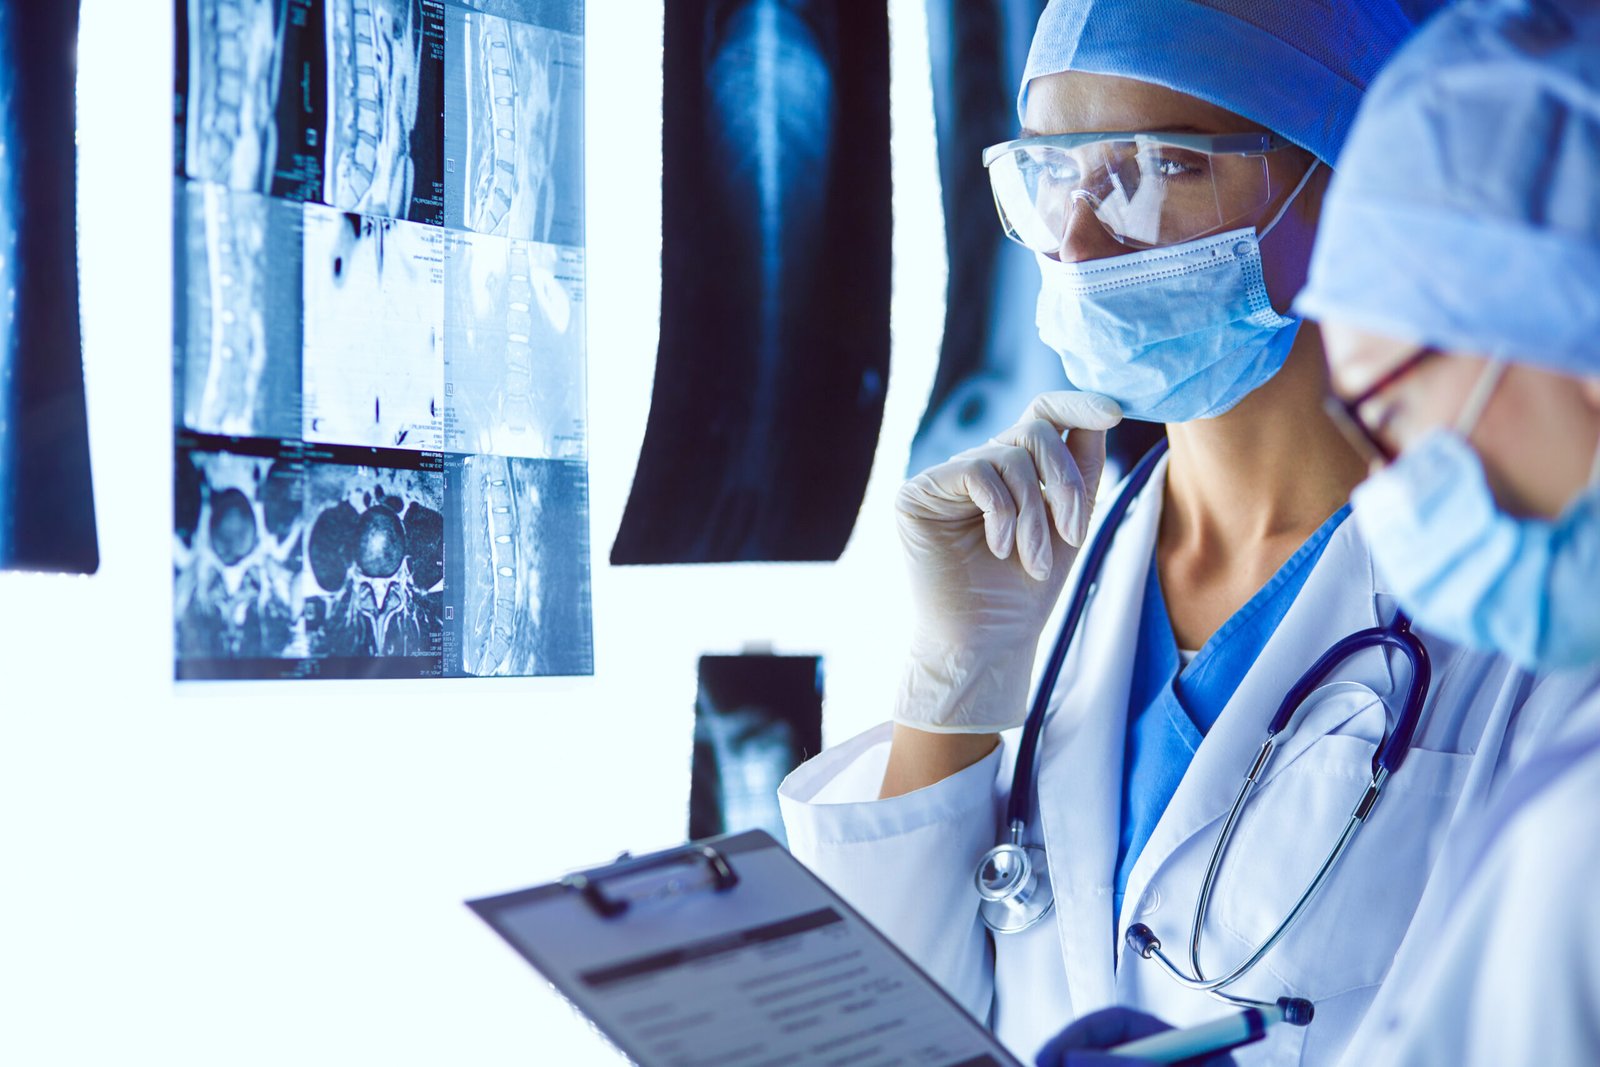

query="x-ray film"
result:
[442,7,582,245]
[323,0,446,223]
[443,233,585,459]
[302,444,444,670]
[178,0,447,226]
[175,435,308,671]
[0,0,98,573]
[302,204,445,451]
[689,654,824,846]
[176,433,447,679]
[173,0,588,681]
[175,182,303,440]
[443,455,592,678]
[447,0,581,35]
[610,0,890,564]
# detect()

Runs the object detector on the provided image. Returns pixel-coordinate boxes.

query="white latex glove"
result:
[893,391,1123,732]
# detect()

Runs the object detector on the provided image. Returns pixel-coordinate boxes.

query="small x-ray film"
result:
[689,655,824,846]
[175,182,304,440]
[301,205,445,451]
[442,5,583,245]
[443,232,585,460]
[442,455,592,678]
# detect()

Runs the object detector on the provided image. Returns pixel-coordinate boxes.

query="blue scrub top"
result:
[1112,505,1352,922]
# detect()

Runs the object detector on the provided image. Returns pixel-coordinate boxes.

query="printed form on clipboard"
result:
[468,830,1020,1067]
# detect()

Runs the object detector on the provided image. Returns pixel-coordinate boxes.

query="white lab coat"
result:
[779,457,1596,1066]
[1337,692,1600,1066]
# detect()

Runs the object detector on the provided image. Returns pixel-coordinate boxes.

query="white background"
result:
[0,1,950,1063]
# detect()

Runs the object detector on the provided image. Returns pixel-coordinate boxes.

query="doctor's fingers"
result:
[1022,391,1124,437]
[900,449,1056,579]
[990,419,1090,547]
[897,459,1020,562]
[963,442,1058,579]
[1021,390,1121,502]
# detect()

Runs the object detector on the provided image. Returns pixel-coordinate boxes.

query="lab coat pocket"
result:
[1203,730,1473,999]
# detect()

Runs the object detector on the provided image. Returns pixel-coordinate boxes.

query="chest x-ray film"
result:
[173,0,589,681]
[610,0,891,565]
[0,0,98,574]
[689,654,823,846]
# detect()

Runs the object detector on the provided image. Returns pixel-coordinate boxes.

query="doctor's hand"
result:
[893,391,1121,733]
[1036,1007,1239,1067]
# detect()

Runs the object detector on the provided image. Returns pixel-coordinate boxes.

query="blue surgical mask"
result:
[1033,164,1318,424]
[1352,370,1600,671]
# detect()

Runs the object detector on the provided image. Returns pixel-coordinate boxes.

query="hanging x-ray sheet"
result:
[610,0,891,565]
[689,654,823,847]
[173,0,588,681]
[0,0,98,574]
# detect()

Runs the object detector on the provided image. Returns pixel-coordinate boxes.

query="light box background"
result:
[0,0,965,1064]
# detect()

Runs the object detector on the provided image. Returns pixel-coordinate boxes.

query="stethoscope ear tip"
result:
[1277,997,1315,1027]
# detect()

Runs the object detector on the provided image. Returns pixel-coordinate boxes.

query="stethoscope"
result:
[973,439,1431,1024]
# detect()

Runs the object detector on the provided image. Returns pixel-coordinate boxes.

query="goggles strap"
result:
[1453,359,1507,439]
[1258,160,1321,240]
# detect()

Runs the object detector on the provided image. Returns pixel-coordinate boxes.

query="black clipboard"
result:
[468,830,1021,1067]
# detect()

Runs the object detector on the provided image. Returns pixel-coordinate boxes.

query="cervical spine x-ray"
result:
[173,0,589,681]
[689,654,824,846]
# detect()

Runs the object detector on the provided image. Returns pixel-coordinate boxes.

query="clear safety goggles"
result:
[982,131,1308,253]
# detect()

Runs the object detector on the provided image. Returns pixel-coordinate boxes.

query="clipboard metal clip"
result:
[563,843,740,919]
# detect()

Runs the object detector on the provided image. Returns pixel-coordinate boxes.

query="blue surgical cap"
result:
[1297,0,1600,377]
[1019,0,1431,163]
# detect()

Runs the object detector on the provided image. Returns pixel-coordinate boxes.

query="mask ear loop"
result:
[1453,359,1508,440]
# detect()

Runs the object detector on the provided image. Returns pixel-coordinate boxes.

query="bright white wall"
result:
[0,2,946,1063]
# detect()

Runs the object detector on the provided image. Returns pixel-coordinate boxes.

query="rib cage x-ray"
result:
[611,0,891,565]
[173,0,589,680]
[0,0,97,573]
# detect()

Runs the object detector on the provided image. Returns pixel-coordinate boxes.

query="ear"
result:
[1580,376,1600,412]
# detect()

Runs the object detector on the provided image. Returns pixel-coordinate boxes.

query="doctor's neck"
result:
[1163,327,1365,550]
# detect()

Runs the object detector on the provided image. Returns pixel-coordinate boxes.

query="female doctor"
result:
[780,1,1594,1064]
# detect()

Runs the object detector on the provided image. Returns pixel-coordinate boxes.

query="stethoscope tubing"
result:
[1007,438,1171,834]
[994,436,1433,1023]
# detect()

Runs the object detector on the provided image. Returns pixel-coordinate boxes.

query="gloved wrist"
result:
[892,642,1036,733]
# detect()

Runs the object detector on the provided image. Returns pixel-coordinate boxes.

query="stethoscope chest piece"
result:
[975,841,1054,934]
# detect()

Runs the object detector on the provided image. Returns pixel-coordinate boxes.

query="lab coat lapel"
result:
[1034,458,1167,1012]
[1116,519,1394,945]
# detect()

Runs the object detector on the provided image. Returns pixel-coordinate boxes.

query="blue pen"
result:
[1104,1004,1296,1063]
